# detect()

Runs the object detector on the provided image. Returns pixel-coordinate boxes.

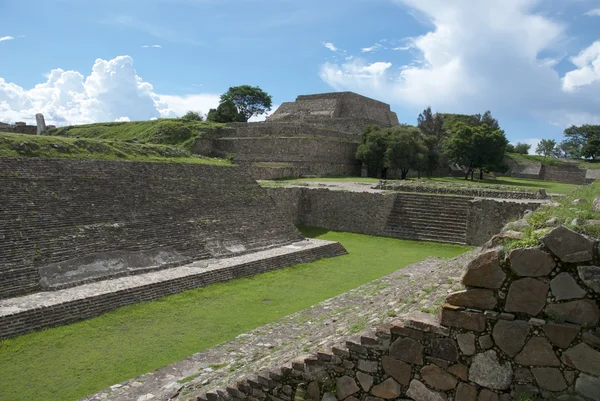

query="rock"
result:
[508,248,555,277]
[456,332,476,355]
[550,273,587,300]
[514,367,533,383]
[322,393,338,401]
[543,322,581,349]
[578,265,600,294]
[389,337,423,365]
[381,356,411,386]
[563,343,600,376]
[420,365,458,391]
[515,337,560,366]
[357,359,378,373]
[429,338,458,362]
[455,383,477,401]
[542,226,595,263]
[572,198,587,205]
[557,396,584,401]
[531,367,567,391]
[546,299,600,326]
[370,378,401,399]
[336,376,359,400]
[356,372,374,392]
[447,363,468,380]
[504,219,530,231]
[402,312,450,336]
[483,231,524,250]
[478,389,499,401]
[446,289,497,310]
[492,320,530,357]
[582,328,600,349]
[425,357,449,369]
[469,350,513,390]
[440,309,485,332]
[479,335,493,350]
[461,248,506,289]
[594,196,600,212]
[406,380,447,401]
[571,218,585,226]
[308,382,320,401]
[576,373,600,401]
[585,219,600,226]
[535,189,547,199]
[505,278,549,316]
[546,217,559,227]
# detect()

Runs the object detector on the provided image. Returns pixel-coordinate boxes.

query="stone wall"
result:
[378,181,547,200]
[189,226,600,401]
[466,199,543,246]
[0,158,304,299]
[0,122,37,135]
[541,165,588,185]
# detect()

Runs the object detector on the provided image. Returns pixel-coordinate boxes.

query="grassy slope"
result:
[507,152,600,170]
[0,132,231,165]
[0,229,470,401]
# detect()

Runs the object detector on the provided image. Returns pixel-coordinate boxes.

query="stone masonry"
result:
[176,225,600,401]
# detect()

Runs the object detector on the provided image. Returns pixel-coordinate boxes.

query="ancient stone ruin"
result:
[0,113,53,135]
[194,92,399,180]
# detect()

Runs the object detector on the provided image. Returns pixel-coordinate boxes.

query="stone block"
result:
[508,248,555,277]
[546,299,600,326]
[406,380,447,401]
[389,337,423,365]
[356,372,374,392]
[429,338,458,362]
[336,376,359,400]
[401,312,450,336]
[531,367,567,391]
[550,273,586,300]
[447,363,468,380]
[492,319,530,357]
[542,226,595,263]
[381,356,411,386]
[543,322,580,349]
[582,328,600,349]
[562,343,600,376]
[478,389,499,401]
[371,378,401,399]
[479,335,493,350]
[455,383,477,401]
[420,365,458,391]
[461,248,506,289]
[576,373,600,401]
[468,350,513,390]
[505,278,549,316]
[515,337,560,367]
[446,289,497,310]
[456,332,476,355]
[440,309,486,332]
[578,265,600,293]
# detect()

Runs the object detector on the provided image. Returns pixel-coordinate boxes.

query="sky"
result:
[1,0,600,151]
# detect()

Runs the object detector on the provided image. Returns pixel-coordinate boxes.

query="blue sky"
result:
[1,0,600,151]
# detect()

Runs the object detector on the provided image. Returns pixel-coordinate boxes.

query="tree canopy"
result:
[563,124,600,160]
[536,139,558,158]
[385,126,428,179]
[356,125,389,178]
[206,100,245,123]
[514,142,531,155]
[220,85,272,122]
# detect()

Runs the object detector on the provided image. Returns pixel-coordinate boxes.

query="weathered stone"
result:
[550,272,587,300]
[578,265,600,294]
[425,357,448,369]
[483,231,524,250]
[542,226,595,263]
[546,217,559,227]
[371,378,401,399]
[557,396,584,401]
[356,372,374,392]
[446,289,497,310]
[543,322,581,349]
[469,350,513,390]
[461,248,506,289]
[357,359,378,373]
[322,393,338,401]
[429,338,458,362]
[455,383,477,401]
[564,370,576,385]
[421,365,458,391]
[563,343,600,376]
[514,384,539,398]
[345,397,359,401]
[336,376,359,400]
[514,367,533,383]
[447,363,468,380]
[531,367,567,391]
[406,380,447,401]
[479,335,493,350]
[308,382,320,401]
[576,373,600,401]
[546,299,600,326]
[440,309,486,332]
[505,278,548,316]
[582,328,600,349]
[492,319,530,357]
[381,356,411,386]
[508,248,555,277]
[390,321,424,341]
[456,332,476,355]
[389,337,423,365]
[402,312,450,336]
[478,389,499,401]
[515,337,560,367]
[594,196,600,212]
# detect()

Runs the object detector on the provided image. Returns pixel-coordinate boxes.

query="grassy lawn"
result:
[507,152,600,170]
[0,228,470,401]
[0,132,231,166]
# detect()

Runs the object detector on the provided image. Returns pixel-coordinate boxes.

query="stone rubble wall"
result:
[0,158,304,299]
[540,165,588,185]
[377,181,547,200]
[0,123,37,135]
[188,226,600,401]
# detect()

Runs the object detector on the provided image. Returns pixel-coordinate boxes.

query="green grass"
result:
[51,119,225,151]
[507,152,600,170]
[0,132,231,166]
[425,176,580,195]
[0,228,470,401]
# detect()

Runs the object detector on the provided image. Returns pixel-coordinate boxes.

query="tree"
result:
[557,139,581,158]
[356,126,389,178]
[444,122,508,180]
[506,143,515,153]
[181,110,204,121]
[536,139,557,158]
[563,124,600,159]
[206,100,245,123]
[582,138,600,160]
[514,142,531,155]
[220,85,272,122]
[417,107,445,176]
[385,126,428,179]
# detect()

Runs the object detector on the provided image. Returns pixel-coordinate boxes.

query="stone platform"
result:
[0,239,346,339]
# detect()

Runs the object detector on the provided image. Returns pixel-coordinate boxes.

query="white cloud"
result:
[361,43,383,53]
[115,116,131,122]
[249,104,280,122]
[322,42,339,53]
[142,44,162,48]
[585,8,600,17]
[0,55,220,126]
[318,1,600,128]
[0,36,15,42]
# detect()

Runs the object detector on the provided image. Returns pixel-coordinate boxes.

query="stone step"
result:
[386,213,468,225]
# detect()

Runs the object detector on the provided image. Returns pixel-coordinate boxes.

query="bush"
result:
[181,111,204,122]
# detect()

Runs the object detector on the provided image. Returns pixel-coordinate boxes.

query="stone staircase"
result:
[383,193,472,244]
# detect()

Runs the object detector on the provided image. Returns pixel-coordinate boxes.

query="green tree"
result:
[417,107,445,176]
[563,124,600,159]
[536,139,557,158]
[181,110,204,122]
[506,143,515,153]
[356,125,389,178]
[385,126,428,179]
[582,138,600,160]
[206,100,245,123]
[514,142,531,155]
[220,85,272,122]
[557,139,581,158]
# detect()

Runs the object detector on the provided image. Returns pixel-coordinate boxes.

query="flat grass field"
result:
[0,228,470,401]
